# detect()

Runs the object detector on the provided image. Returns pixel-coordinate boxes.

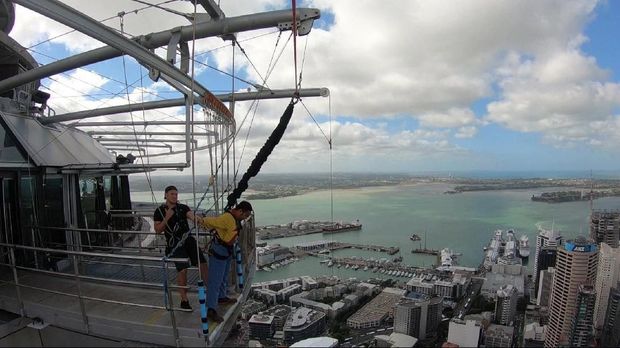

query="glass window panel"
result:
[0,124,27,163]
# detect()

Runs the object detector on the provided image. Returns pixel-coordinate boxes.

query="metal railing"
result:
[0,216,257,346]
[0,242,189,346]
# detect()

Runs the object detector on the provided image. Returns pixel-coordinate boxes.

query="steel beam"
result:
[0,5,320,93]
[95,137,197,144]
[70,120,219,127]
[196,0,225,20]
[61,162,190,170]
[98,143,171,149]
[41,88,329,124]
[106,147,145,152]
[13,0,212,104]
[88,131,216,136]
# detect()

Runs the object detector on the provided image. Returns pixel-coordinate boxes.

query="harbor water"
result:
[131,182,620,282]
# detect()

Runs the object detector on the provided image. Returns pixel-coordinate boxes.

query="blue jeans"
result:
[207,240,232,310]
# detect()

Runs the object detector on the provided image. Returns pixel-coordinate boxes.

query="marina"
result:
[319,256,431,277]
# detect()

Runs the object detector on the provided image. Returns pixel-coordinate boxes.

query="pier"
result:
[297,241,400,256]
[411,248,440,256]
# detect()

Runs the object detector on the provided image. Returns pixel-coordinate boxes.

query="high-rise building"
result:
[283,307,326,345]
[601,283,620,347]
[249,314,276,340]
[535,247,557,296]
[447,319,482,348]
[394,296,442,340]
[590,210,620,248]
[536,267,555,307]
[545,237,598,348]
[534,227,562,296]
[484,324,514,348]
[494,284,518,325]
[593,243,620,330]
[569,285,596,347]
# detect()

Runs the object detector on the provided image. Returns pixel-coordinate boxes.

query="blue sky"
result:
[9,0,620,174]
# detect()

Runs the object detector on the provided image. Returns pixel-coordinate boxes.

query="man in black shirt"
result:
[153,185,208,310]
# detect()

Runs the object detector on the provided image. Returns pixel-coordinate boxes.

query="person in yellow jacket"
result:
[194,201,253,322]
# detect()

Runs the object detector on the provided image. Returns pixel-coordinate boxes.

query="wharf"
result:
[256,220,363,240]
[301,242,399,256]
[411,248,440,255]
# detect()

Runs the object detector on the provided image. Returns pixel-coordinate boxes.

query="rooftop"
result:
[347,288,405,325]
[249,314,274,325]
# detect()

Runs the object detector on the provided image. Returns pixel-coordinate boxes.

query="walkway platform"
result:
[0,268,245,347]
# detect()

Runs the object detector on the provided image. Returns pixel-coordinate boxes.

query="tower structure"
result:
[545,237,598,348]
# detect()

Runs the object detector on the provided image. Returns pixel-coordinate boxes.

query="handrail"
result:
[5,264,188,290]
[34,225,212,237]
[0,218,258,346]
[0,279,186,311]
[0,242,188,263]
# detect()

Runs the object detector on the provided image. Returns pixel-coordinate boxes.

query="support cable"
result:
[24,0,179,50]
[119,14,157,205]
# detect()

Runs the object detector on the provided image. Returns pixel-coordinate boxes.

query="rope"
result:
[119,15,158,206]
[187,0,202,284]
[300,99,330,145]
[130,0,190,19]
[23,0,179,51]
[226,100,296,209]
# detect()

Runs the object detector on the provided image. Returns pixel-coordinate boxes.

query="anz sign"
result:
[565,242,596,253]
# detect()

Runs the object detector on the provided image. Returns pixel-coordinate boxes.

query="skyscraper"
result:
[545,237,598,348]
[593,243,620,330]
[590,210,620,248]
[569,285,596,347]
[601,283,620,348]
[495,284,518,326]
[534,227,562,297]
[536,267,555,307]
[394,296,442,340]
[535,246,557,296]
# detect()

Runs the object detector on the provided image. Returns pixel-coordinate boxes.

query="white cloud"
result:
[455,126,478,139]
[7,0,620,172]
[418,108,477,128]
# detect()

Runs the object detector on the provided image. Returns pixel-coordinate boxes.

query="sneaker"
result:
[207,308,224,323]
[218,297,237,305]
[180,300,192,311]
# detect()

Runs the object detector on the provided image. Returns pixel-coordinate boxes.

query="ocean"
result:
[131,182,620,283]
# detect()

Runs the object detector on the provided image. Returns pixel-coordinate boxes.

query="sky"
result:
[8,0,620,175]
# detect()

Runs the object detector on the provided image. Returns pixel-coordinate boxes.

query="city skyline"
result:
[8,0,620,173]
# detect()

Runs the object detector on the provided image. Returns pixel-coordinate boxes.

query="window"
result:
[0,123,27,163]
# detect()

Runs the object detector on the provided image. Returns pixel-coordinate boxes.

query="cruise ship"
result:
[257,244,292,268]
[518,234,530,258]
[0,0,326,346]
[483,228,527,269]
